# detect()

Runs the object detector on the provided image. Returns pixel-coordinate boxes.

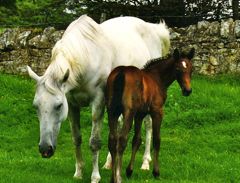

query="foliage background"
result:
[0,0,239,28]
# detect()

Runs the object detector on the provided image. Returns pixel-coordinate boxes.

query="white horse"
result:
[27,15,170,183]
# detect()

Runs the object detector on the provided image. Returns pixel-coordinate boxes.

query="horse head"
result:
[173,48,195,96]
[27,66,69,158]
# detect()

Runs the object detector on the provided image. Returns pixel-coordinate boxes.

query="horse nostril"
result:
[39,145,54,158]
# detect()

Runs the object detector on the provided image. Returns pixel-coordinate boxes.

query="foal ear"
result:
[27,66,41,82]
[61,69,69,83]
[173,49,180,61]
[187,48,195,60]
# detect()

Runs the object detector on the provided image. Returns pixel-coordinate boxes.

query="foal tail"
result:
[108,68,125,115]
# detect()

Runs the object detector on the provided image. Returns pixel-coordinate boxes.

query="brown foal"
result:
[106,48,195,183]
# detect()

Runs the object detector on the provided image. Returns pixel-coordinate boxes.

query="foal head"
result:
[173,48,195,96]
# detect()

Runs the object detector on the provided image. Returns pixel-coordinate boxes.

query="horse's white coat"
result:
[28,15,170,183]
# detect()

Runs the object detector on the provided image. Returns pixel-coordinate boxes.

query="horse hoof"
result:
[91,174,101,183]
[140,161,150,170]
[152,170,160,178]
[73,170,83,179]
[73,174,82,180]
[126,167,133,178]
[102,162,112,169]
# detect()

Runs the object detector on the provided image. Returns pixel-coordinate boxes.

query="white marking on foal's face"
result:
[182,61,187,68]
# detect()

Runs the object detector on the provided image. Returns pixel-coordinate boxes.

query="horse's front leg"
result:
[89,91,105,183]
[68,104,83,179]
[141,115,152,170]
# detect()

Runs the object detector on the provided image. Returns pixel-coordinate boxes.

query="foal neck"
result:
[144,57,176,90]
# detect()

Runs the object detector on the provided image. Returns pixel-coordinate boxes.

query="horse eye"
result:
[55,103,63,110]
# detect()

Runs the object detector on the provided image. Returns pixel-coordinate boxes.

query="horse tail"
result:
[108,68,125,115]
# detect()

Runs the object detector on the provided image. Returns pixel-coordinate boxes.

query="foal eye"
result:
[55,103,63,110]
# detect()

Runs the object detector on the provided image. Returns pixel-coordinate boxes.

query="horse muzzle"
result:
[182,88,192,96]
[39,145,55,158]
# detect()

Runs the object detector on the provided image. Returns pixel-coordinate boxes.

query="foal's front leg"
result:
[68,104,84,179]
[89,91,105,183]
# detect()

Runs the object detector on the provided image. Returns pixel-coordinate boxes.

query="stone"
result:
[43,27,56,37]
[0,29,20,50]
[40,34,51,48]
[217,43,224,49]
[197,20,210,31]
[17,31,32,48]
[29,35,41,48]
[209,56,219,66]
[234,20,240,38]
[209,21,220,36]
[170,31,180,40]
[220,18,234,39]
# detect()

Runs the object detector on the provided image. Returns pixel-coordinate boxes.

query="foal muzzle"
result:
[182,88,192,96]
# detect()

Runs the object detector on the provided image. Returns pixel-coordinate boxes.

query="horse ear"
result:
[27,66,41,82]
[187,48,195,60]
[61,69,69,83]
[173,49,180,61]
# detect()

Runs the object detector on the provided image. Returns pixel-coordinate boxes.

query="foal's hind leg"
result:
[151,109,163,178]
[68,104,83,179]
[103,115,124,170]
[89,90,105,183]
[108,113,119,183]
[141,115,152,170]
[115,110,134,183]
[126,113,145,177]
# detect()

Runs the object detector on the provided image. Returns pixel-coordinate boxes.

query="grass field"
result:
[0,73,240,183]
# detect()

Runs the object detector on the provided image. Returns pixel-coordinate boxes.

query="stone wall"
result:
[0,27,64,75]
[171,18,240,75]
[1,18,240,75]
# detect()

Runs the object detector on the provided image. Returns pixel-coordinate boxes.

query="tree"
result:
[232,0,239,20]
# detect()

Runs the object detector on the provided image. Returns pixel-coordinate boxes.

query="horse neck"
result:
[45,56,75,93]
[145,58,176,90]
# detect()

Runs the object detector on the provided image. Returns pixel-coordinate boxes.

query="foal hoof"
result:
[152,170,160,178]
[126,167,133,178]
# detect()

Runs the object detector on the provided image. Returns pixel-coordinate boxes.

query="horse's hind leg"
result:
[141,115,152,170]
[68,104,83,179]
[90,91,105,183]
[126,113,144,177]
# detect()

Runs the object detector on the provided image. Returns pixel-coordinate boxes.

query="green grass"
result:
[0,73,240,183]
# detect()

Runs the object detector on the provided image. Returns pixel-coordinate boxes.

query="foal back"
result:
[106,66,163,116]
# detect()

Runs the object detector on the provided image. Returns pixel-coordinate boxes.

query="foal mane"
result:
[142,54,171,70]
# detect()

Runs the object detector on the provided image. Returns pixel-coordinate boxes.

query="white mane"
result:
[41,15,108,92]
